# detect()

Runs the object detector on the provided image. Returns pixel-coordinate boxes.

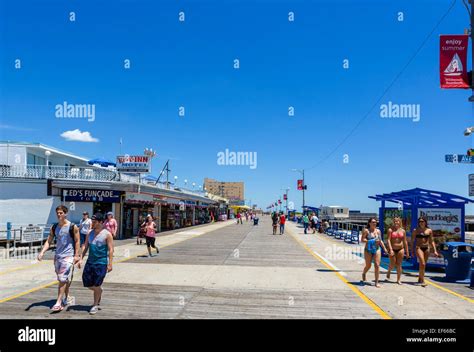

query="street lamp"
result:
[291,168,305,212]
[192,182,196,189]
[174,175,178,186]
[184,179,188,187]
[44,150,51,177]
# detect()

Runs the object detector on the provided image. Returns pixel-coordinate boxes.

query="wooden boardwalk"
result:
[0,217,382,319]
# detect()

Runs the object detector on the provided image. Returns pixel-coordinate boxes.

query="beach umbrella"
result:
[88,158,116,167]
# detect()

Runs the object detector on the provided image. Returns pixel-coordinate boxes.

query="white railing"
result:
[0,164,118,182]
[0,164,210,198]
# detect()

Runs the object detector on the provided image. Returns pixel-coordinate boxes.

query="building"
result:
[204,178,244,205]
[320,206,350,220]
[0,141,226,239]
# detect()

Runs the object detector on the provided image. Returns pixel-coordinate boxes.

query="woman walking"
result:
[144,215,159,257]
[361,217,388,288]
[412,217,439,287]
[386,217,409,284]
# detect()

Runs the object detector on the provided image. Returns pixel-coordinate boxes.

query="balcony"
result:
[0,164,209,198]
[0,164,118,182]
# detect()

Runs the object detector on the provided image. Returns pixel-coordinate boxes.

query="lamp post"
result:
[291,168,305,212]
[174,175,178,187]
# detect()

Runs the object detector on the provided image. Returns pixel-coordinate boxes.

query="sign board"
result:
[21,225,45,243]
[418,208,462,266]
[440,35,470,89]
[116,155,151,173]
[63,189,121,203]
[124,192,160,203]
[179,201,185,211]
[445,154,474,163]
[470,174,474,197]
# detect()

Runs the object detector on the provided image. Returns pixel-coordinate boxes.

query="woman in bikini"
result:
[361,217,389,288]
[386,217,409,285]
[411,216,439,287]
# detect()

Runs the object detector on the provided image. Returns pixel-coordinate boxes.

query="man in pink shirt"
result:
[103,212,118,239]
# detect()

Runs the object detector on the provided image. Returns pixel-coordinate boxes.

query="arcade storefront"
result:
[122,192,161,238]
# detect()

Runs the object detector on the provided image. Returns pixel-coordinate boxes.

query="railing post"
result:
[6,222,11,259]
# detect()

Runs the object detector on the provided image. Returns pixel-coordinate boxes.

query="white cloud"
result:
[60,129,99,142]
[0,124,34,131]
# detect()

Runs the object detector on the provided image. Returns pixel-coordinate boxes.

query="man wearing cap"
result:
[103,211,118,239]
[79,212,92,246]
[79,213,114,315]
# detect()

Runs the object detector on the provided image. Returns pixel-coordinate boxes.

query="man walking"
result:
[37,205,80,312]
[279,212,286,235]
[311,212,320,234]
[79,213,114,315]
[302,213,309,234]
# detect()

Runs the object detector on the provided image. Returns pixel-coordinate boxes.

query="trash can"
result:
[440,242,474,281]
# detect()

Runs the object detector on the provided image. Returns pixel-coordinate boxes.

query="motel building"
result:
[0,141,226,239]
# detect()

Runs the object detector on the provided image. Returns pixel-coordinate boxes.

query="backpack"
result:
[51,222,77,241]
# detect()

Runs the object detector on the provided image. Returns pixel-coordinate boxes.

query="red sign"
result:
[297,179,303,190]
[440,35,470,89]
[283,194,287,200]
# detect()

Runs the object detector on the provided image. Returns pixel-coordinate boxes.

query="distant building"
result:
[320,206,349,220]
[204,178,244,205]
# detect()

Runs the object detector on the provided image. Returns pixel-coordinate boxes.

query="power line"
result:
[305,0,458,172]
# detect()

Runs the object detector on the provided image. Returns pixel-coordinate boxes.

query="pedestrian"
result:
[103,211,118,239]
[361,218,389,288]
[144,214,159,257]
[79,212,92,246]
[137,216,146,245]
[37,205,80,312]
[272,212,278,235]
[302,213,309,234]
[311,212,319,234]
[411,217,439,287]
[236,212,243,225]
[386,217,409,285]
[279,212,286,235]
[79,213,114,315]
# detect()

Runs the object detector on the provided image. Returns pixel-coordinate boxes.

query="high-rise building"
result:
[204,178,244,204]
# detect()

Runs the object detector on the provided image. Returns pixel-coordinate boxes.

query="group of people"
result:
[235,211,256,224]
[271,211,286,235]
[37,205,115,314]
[301,212,321,234]
[361,216,439,288]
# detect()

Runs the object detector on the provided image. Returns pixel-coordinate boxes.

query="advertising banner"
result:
[440,35,470,89]
[418,208,462,265]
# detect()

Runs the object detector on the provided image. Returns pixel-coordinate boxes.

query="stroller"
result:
[253,217,259,225]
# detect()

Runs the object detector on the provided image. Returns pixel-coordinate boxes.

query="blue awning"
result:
[369,188,473,207]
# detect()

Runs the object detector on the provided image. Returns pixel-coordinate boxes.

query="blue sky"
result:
[1,0,473,213]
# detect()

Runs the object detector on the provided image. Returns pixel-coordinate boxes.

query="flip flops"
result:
[51,304,64,312]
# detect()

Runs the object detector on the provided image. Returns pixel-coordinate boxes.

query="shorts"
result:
[145,236,156,248]
[82,262,107,287]
[54,257,74,283]
[80,233,87,246]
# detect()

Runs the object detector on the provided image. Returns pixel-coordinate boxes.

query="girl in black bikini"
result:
[386,217,409,285]
[411,217,439,287]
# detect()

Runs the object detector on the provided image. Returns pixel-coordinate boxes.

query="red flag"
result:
[283,194,287,200]
[440,35,470,89]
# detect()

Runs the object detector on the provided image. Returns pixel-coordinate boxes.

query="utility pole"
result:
[302,169,306,212]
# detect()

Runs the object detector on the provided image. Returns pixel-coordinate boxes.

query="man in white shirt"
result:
[79,212,92,246]
[311,213,320,234]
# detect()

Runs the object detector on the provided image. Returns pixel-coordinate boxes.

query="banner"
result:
[418,208,462,266]
[116,155,151,173]
[440,35,470,89]
[297,179,303,190]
